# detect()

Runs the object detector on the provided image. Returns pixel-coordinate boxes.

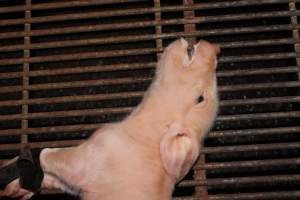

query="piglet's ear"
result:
[160,122,199,182]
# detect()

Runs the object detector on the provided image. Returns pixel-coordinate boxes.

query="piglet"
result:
[1,38,220,200]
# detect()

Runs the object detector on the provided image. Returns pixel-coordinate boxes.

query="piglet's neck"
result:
[123,83,188,148]
[84,185,173,200]
[129,84,186,124]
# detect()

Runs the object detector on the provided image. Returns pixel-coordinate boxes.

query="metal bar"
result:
[218,66,299,77]
[0,5,26,14]
[21,0,31,144]
[0,91,144,107]
[0,35,298,53]
[0,0,295,14]
[0,123,103,137]
[178,174,300,187]
[200,24,300,37]
[208,191,300,200]
[289,0,300,78]
[0,62,156,79]
[202,142,300,154]
[196,158,300,170]
[1,3,300,26]
[194,155,208,198]
[220,52,298,63]
[0,140,82,151]
[0,0,148,14]
[220,38,298,49]
[0,48,161,66]
[203,10,300,23]
[184,0,196,44]
[220,95,300,106]
[209,126,300,138]
[154,0,162,60]
[0,22,298,41]
[219,81,300,92]
[31,0,149,10]
[0,107,133,121]
[0,77,152,93]
[0,47,298,66]
[218,111,300,121]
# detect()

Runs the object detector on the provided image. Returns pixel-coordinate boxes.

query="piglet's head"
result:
[157,38,219,89]
[158,38,220,183]
[155,38,219,114]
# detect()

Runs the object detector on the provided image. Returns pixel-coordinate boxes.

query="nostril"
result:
[197,95,204,103]
[187,45,194,60]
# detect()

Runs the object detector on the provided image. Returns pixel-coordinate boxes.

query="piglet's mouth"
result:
[181,38,197,66]
[181,38,196,61]
[186,44,195,60]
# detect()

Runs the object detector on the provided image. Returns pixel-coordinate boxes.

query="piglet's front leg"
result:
[39,146,86,194]
[1,148,44,199]
[2,174,72,200]
[1,146,84,199]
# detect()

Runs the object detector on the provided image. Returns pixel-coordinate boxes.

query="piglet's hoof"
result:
[0,146,44,193]
[17,146,44,193]
[0,157,20,187]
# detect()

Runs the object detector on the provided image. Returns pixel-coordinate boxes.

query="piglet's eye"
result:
[197,95,204,103]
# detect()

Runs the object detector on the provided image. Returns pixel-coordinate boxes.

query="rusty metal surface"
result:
[0,50,299,66]
[179,174,300,187]
[1,79,299,94]
[0,0,300,199]
[0,23,299,40]
[209,191,300,200]
[1,0,299,27]
[0,63,297,80]
[0,62,156,79]
[2,30,298,53]
[0,0,293,14]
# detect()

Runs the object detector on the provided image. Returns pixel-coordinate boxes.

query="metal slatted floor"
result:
[0,0,300,199]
